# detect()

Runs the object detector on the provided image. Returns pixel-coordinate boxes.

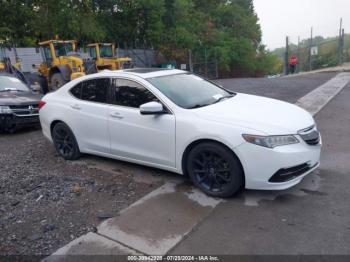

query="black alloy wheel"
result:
[52,122,81,160]
[187,142,244,198]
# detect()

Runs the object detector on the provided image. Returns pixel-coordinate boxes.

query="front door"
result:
[109,78,176,168]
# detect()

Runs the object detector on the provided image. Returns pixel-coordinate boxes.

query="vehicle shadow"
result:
[76,154,186,186]
[236,170,323,206]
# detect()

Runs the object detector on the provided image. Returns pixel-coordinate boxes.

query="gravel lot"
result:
[0,128,162,255]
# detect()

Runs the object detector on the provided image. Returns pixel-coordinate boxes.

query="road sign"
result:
[311,46,318,56]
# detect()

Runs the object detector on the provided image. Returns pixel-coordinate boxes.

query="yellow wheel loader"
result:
[0,39,27,84]
[35,40,96,92]
[86,43,133,71]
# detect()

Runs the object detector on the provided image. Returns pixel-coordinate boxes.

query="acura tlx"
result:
[39,68,321,197]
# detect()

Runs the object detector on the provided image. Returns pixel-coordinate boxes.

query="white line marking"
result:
[296,72,350,115]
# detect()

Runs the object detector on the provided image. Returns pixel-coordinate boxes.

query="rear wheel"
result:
[52,122,81,160]
[186,142,244,198]
[50,73,67,91]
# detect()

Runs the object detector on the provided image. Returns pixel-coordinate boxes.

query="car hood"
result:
[0,91,42,106]
[194,93,315,135]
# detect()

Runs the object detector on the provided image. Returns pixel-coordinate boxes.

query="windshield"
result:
[0,76,29,92]
[54,43,74,57]
[148,74,232,109]
[99,45,113,58]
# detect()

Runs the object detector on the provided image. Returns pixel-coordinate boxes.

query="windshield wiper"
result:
[188,103,211,109]
[0,89,25,92]
[212,94,234,104]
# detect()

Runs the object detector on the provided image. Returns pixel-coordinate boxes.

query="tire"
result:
[186,142,244,198]
[52,122,81,160]
[50,73,67,91]
[38,75,49,94]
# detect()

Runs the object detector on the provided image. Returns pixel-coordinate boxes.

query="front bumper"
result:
[234,135,322,190]
[0,114,40,131]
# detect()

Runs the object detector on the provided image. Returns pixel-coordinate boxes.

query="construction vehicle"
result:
[86,43,133,71]
[35,39,96,92]
[0,39,27,84]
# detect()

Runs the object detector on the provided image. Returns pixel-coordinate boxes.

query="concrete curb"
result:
[43,232,140,262]
[97,182,221,255]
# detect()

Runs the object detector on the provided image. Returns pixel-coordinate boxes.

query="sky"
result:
[253,0,350,50]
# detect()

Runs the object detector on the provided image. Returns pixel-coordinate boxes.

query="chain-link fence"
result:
[284,24,349,74]
[289,39,339,73]
[189,47,219,79]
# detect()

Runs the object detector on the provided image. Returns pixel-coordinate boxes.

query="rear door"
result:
[108,78,176,168]
[68,78,111,154]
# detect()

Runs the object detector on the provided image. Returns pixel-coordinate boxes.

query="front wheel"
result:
[186,142,244,198]
[52,122,81,160]
[50,73,67,91]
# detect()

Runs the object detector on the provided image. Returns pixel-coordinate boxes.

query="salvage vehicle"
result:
[0,74,41,132]
[38,69,321,197]
[86,43,133,71]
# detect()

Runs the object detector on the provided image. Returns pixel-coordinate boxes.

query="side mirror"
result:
[140,102,165,115]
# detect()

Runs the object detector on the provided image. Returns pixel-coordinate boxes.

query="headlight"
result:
[0,105,12,114]
[242,134,299,148]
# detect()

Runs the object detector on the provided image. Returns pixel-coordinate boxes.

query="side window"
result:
[80,78,110,103]
[70,83,82,99]
[114,79,158,108]
[41,46,52,65]
[88,47,97,59]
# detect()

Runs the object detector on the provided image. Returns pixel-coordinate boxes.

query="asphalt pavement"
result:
[170,81,350,255]
[216,72,337,103]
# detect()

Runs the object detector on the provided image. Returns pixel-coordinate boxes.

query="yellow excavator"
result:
[35,39,96,92]
[86,43,133,71]
[0,39,27,84]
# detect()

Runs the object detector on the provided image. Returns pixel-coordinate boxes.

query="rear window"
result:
[70,78,110,103]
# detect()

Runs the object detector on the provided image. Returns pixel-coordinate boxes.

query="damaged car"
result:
[0,73,42,132]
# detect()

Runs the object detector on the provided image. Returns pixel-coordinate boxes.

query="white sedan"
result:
[39,69,321,197]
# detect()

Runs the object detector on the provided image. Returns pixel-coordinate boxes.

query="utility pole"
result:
[214,47,219,79]
[204,47,208,78]
[188,49,193,72]
[297,36,300,73]
[309,27,313,71]
[338,18,343,65]
[340,28,345,65]
[284,36,289,75]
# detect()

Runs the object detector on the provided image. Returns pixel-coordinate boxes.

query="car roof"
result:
[96,68,186,79]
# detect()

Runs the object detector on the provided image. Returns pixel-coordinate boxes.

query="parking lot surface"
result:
[0,72,347,256]
[216,72,337,103]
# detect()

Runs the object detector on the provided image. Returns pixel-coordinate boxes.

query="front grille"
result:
[269,163,318,183]
[298,125,320,145]
[9,104,39,116]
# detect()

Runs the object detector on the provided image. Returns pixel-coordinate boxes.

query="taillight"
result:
[38,100,46,110]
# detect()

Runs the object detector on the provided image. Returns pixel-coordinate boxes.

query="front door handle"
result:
[110,112,124,119]
[71,104,81,110]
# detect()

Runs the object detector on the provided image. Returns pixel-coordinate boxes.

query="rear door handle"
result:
[71,104,81,110]
[110,112,124,119]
